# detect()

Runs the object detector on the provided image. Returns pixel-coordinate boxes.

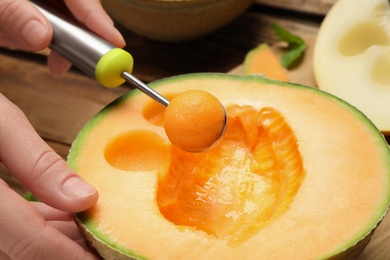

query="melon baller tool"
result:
[31,1,170,107]
[32,1,228,151]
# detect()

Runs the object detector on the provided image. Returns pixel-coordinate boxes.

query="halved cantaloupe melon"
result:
[69,73,390,259]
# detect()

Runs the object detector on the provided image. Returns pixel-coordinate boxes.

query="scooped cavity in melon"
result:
[314,0,390,133]
[244,43,289,81]
[69,73,390,259]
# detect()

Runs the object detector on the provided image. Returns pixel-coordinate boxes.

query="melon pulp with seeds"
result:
[68,73,390,259]
[314,0,390,133]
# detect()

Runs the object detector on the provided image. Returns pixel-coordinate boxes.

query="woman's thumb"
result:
[0,94,98,212]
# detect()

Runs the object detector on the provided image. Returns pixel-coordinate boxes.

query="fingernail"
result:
[21,20,47,48]
[62,177,97,199]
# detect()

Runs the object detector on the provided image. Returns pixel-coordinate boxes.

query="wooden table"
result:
[0,0,389,258]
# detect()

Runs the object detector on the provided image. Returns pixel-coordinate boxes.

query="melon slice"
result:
[243,43,289,81]
[68,73,390,259]
[314,0,390,133]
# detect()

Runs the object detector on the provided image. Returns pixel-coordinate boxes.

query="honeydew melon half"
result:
[68,73,390,259]
[314,0,390,133]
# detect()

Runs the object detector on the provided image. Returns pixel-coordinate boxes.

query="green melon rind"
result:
[68,73,390,259]
[75,212,148,260]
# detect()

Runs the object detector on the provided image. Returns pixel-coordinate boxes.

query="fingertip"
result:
[36,173,98,213]
[61,176,98,207]
[113,28,126,48]
[21,19,51,51]
[64,0,126,48]
[47,51,72,76]
[0,0,53,51]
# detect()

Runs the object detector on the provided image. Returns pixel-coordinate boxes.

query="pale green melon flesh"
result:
[314,0,390,133]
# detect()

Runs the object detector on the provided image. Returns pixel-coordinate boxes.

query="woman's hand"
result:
[0,0,125,75]
[0,94,100,259]
[0,0,125,258]
[0,197,99,259]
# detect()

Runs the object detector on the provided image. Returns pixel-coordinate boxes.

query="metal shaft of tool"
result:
[122,71,170,107]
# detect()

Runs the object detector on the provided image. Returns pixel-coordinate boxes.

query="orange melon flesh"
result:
[244,43,289,81]
[69,73,390,259]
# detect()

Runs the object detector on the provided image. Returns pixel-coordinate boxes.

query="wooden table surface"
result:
[1,0,389,258]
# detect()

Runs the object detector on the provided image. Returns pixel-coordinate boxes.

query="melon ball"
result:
[164,90,226,152]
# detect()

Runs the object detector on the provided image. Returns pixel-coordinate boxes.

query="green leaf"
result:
[272,24,307,69]
[280,44,306,68]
